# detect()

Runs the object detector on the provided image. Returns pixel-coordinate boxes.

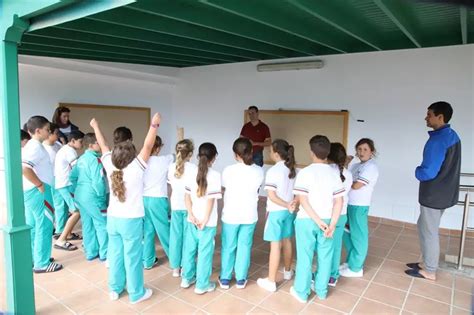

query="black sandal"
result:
[67,233,82,241]
[54,241,78,251]
[34,262,63,273]
[406,262,422,270]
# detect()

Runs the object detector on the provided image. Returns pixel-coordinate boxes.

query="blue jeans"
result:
[252,151,264,167]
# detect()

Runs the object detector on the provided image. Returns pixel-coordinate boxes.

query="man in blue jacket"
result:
[405,101,461,281]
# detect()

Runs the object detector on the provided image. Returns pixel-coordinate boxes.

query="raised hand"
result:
[90,118,99,129]
[151,113,161,126]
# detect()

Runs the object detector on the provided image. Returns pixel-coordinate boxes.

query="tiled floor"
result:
[30,200,474,314]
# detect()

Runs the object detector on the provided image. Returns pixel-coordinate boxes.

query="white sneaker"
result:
[339,267,363,278]
[257,278,276,292]
[339,263,348,271]
[180,277,196,288]
[194,282,216,295]
[130,288,152,305]
[290,286,307,304]
[172,268,181,278]
[109,291,119,301]
[283,268,294,280]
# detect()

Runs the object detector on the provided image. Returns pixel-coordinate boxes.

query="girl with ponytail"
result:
[218,138,264,290]
[90,113,161,305]
[326,143,353,287]
[167,139,196,277]
[257,139,298,292]
[181,142,221,295]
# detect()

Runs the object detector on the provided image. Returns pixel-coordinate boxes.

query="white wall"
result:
[174,44,474,229]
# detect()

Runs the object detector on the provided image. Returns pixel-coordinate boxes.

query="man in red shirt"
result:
[240,106,271,166]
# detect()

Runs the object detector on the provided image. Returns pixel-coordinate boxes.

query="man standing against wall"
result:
[405,101,461,281]
[240,106,271,166]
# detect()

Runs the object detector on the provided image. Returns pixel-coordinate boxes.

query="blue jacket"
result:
[416,124,461,209]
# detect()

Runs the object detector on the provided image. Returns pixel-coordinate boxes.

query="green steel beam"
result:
[18,50,189,67]
[18,45,199,67]
[28,0,135,32]
[125,2,317,56]
[287,0,384,51]
[460,6,468,44]
[26,28,243,63]
[0,12,36,315]
[53,20,266,60]
[87,8,296,58]
[21,36,220,65]
[373,0,423,48]
[199,0,347,53]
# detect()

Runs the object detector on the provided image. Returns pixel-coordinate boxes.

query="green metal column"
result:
[0,14,35,315]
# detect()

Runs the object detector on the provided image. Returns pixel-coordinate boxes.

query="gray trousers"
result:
[417,205,445,273]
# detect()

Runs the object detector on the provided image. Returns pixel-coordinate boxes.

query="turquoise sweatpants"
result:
[107,216,146,303]
[168,210,188,269]
[220,222,257,281]
[53,186,77,233]
[75,193,108,260]
[330,214,347,280]
[294,218,333,300]
[143,197,170,268]
[343,205,369,272]
[24,184,54,270]
[181,223,216,291]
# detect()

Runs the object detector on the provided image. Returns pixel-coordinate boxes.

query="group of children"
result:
[21,112,379,305]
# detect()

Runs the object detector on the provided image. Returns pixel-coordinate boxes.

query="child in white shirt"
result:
[291,135,344,302]
[167,139,196,277]
[257,139,297,292]
[181,142,222,295]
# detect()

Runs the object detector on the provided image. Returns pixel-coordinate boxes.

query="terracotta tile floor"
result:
[26,200,474,314]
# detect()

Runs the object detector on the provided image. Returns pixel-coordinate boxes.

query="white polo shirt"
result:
[143,154,174,198]
[22,139,53,190]
[167,161,197,210]
[264,161,296,212]
[54,144,78,189]
[43,141,62,164]
[348,159,379,206]
[102,151,147,218]
[293,163,345,220]
[221,162,264,224]
[184,167,222,227]
[330,164,353,216]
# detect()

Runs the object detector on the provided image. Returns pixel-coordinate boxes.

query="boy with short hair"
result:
[290,135,344,302]
[71,133,108,261]
[22,116,63,273]
[53,130,85,250]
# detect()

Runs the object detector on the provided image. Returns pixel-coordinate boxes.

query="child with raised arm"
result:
[71,133,108,259]
[142,136,174,269]
[91,114,161,304]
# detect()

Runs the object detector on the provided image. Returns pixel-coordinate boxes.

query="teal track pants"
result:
[330,214,347,279]
[24,184,54,270]
[107,216,146,303]
[293,218,333,300]
[220,222,257,281]
[181,223,216,291]
[168,210,188,269]
[143,197,171,268]
[343,205,369,272]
